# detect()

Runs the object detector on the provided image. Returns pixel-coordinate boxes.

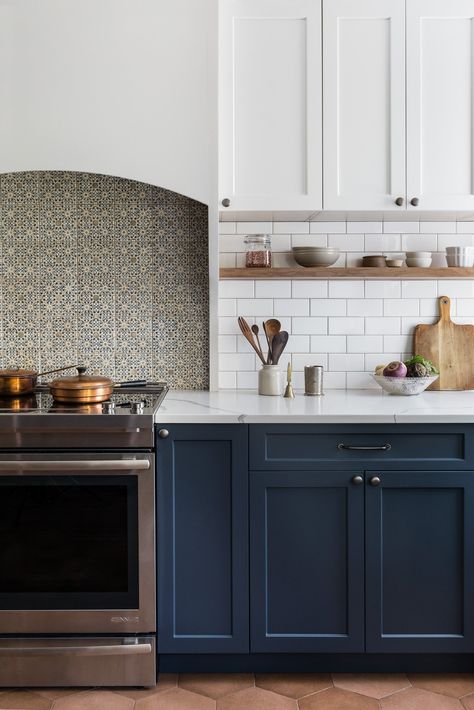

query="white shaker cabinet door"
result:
[323,0,406,211]
[219,0,322,212]
[407,0,474,211]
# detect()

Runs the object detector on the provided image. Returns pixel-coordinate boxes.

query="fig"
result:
[383,361,407,378]
[407,362,428,378]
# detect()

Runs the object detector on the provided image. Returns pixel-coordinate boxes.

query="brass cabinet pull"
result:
[351,475,363,485]
[158,428,170,438]
[369,476,381,487]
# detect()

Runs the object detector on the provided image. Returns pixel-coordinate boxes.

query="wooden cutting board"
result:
[414,295,474,390]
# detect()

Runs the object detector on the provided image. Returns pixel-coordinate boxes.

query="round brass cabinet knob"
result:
[369,476,381,487]
[352,475,364,485]
[221,198,231,207]
[410,197,420,207]
[158,429,170,439]
[395,197,404,206]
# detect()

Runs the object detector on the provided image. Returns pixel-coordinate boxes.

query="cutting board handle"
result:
[439,295,452,323]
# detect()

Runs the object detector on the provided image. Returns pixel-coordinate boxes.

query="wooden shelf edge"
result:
[219,267,474,280]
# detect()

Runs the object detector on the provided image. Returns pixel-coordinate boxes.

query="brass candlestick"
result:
[283,361,295,398]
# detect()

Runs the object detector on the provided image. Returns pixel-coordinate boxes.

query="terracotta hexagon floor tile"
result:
[33,690,90,701]
[381,687,463,710]
[115,674,178,699]
[408,675,474,699]
[333,673,411,699]
[136,687,215,710]
[299,687,379,710]
[179,674,254,699]
[462,695,474,710]
[255,673,332,699]
[0,690,52,709]
[216,686,296,710]
[52,690,134,710]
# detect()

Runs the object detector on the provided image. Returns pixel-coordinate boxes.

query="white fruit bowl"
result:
[372,374,439,395]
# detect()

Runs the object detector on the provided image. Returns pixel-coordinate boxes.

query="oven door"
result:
[0,453,155,634]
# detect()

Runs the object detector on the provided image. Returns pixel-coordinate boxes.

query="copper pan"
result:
[0,365,78,396]
[49,367,146,404]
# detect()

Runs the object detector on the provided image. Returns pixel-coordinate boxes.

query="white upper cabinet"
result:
[219,0,322,212]
[407,0,474,211]
[323,0,406,211]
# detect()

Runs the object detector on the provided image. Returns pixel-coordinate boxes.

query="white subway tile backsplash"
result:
[311,299,347,316]
[365,317,401,334]
[219,280,254,299]
[255,280,292,298]
[310,222,346,234]
[401,281,438,298]
[328,234,365,251]
[329,354,365,371]
[347,221,382,233]
[236,299,273,317]
[401,234,437,252]
[292,281,328,298]
[274,299,310,316]
[329,281,364,299]
[347,299,383,317]
[329,317,364,335]
[218,219,474,389]
[293,317,327,334]
[273,222,310,234]
[311,335,347,352]
[384,299,419,316]
[347,335,383,353]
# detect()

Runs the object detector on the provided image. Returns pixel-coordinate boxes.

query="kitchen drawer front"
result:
[249,425,473,470]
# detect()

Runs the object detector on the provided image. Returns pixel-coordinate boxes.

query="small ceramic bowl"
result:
[406,257,432,268]
[362,255,386,267]
[406,251,432,258]
[292,248,340,267]
[386,259,404,268]
[372,374,439,395]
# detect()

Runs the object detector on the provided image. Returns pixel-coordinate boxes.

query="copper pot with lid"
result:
[0,365,78,396]
[49,367,147,404]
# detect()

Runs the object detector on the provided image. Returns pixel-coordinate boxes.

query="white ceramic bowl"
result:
[406,257,432,268]
[406,251,432,258]
[372,374,439,395]
[292,247,340,267]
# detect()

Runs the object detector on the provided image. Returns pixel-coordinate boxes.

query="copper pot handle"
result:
[37,365,82,378]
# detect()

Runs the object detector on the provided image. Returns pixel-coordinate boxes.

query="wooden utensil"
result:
[270,331,289,365]
[263,318,281,364]
[238,317,266,364]
[251,324,266,364]
[414,295,474,390]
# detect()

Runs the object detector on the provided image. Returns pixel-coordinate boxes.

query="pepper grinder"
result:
[283,362,295,399]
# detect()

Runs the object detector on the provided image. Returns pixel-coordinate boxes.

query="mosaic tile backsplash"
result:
[0,172,209,388]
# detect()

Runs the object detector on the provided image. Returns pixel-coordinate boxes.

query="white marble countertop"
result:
[155,389,474,424]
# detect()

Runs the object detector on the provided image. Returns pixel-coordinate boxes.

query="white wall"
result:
[0,0,216,206]
[219,220,474,390]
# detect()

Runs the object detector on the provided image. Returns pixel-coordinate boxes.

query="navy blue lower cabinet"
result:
[366,470,474,653]
[156,424,249,653]
[250,470,365,653]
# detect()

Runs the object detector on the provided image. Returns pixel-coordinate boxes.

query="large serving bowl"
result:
[292,247,340,267]
[372,374,439,395]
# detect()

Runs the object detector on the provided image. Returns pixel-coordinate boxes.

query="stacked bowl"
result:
[292,246,340,267]
[445,246,474,267]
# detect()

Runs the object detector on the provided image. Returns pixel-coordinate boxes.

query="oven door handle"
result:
[0,642,152,656]
[0,459,150,471]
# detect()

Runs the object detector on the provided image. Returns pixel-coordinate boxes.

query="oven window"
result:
[0,476,139,609]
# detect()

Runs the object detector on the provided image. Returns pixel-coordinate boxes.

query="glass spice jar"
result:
[244,234,272,268]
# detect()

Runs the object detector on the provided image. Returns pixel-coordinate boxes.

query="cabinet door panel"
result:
[366,471,474,652]
[250,470,364,652]
[323,0,405,210]
[407,0,474,210]
[157,425,248,653]
[219,0,322,211]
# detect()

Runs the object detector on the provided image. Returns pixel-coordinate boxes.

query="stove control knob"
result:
[158,428,170,439]
[130,402,144,414]
[102,402,116,414]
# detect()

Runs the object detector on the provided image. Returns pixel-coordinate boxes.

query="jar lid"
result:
[244,234,271,243]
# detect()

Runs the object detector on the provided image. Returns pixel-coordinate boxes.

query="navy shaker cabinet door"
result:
[366,471,474,653]
[250,470,365,653]
[156,425,249,653]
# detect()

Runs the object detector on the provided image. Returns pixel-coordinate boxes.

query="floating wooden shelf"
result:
[220,267,474,280]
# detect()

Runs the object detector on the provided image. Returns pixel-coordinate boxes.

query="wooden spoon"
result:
[270,331,289,365]
[251,324,266,363]
[238,317,266,365]
[263,318,281,364]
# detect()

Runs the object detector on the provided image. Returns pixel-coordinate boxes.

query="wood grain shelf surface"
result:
[220,267,474,280]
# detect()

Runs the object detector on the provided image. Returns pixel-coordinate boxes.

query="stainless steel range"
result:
[0,383,167,688]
